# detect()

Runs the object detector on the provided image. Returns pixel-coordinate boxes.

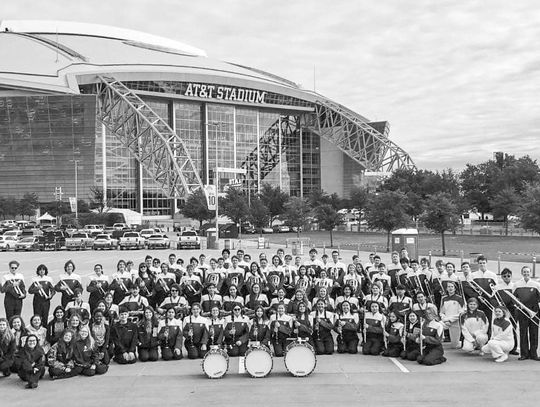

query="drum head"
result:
[284,344,317,377]
[245,348,273,378]
[202,352,229,379]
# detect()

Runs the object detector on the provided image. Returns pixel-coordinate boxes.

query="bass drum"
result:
[284,342,317,377]
[244,345,273,378]
[202,347,229,379]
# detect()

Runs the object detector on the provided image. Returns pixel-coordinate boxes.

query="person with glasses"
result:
[134,262,154,306]
[2,260,27,320]
[493,268,518,355]
[158,284,189,319]
[28,264,55,324]
[119,284,149,324]
[15,333,45,388]
[224,305,249,357]
[223,285,244,316]
[54,260,82,308]
[86,264,109,313]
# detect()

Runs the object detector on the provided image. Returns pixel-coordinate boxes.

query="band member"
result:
[460,297,489,353]
[310,299,335,355]
[55,260,82,308]
[152,263,176,308]
[336,285,360,314]
[86,264,109,312]
[471,255,498,322]
[382,311,404,357]
[417,308,446,366]
[65,288,91,323]
[457,262,477,301]
[387,251,402,293]
[2,260,26,319]
[182,303,208,359]
[311,286,335,312]
[304,248,324,278]
[26,315,50,354]
[439,282,464,349]
[109,260,133,305]
[313,269,336,299]
[493,268,518,355]
[200,283,223,316]
[401,311,421,361]
[412,292,438,319]
[512,266,540,361]
[270,303,292,357]
[481,306,514,363]
[224,305,250,357]
[46,306,66,346]
[388,284,413,320]
[137,307,159,362]
[248,306,270,347]
[90,310,111,365]
[206,305,226,348]
[204,258,225,295]
[158,308,183,360]
[75,325,108,376]
[47,329,82,379]
[223,285,244,316]
[364,282,388,314]
[265,255,285,297]
[244,283,269,316]
[9,315,27,350]
[15,334,45,388]
[287,289,311,315]
[158,284,189,318]
[110,306,138,364]
[335,301,359,354]
[119,284,149,323]
[0,317,16,376]
[134,263,154,305]
[372,263,392,298]
[292,302,313,344]
[282,254,297,297]
[430,260,446,307]
[67,314,82,338]
[362,302,386,356]
[28,264,54,324]
[293,266,313,299]
[327,250,346,288]
[224,257,245,294]
[101,293,119,325]
[180,265,203,305]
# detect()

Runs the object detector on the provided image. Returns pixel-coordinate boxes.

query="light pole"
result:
[70,159,80,219]
[205,122,223,243]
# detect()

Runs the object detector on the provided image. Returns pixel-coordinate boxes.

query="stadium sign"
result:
[184,83,267,104]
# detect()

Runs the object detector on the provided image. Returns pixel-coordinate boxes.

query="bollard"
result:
[460,250,464,265]
[497,252,501,275]
[533,256,537,278]
[428,250,432,266]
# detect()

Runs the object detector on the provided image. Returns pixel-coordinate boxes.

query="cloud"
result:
[2,0,540,170]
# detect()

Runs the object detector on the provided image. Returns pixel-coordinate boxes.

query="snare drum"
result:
[202,347,229,379]
[284,341,317,377]
[244,345,273,378]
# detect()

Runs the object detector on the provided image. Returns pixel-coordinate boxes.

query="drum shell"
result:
[202,347,229,379]
[244,345,273,378]
[284,342,317,377]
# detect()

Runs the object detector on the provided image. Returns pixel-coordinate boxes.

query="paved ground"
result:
[1,348,540,406]
[1,247,540,406]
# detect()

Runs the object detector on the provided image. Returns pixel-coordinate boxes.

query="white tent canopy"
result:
[36,212,56,222]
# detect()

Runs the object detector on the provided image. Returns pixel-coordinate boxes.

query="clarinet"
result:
[189,315,194,346]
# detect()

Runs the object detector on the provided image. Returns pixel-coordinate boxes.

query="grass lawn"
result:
[260,231,540,263]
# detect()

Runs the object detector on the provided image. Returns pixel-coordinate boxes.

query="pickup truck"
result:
[93,234,119,250]
[119,231,146,250]
[38,231,65,251]
[177,230,201,249]
[65,232,94,250]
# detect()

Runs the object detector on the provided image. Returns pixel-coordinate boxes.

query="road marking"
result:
[389,357,409,373]
[238,357,245,374]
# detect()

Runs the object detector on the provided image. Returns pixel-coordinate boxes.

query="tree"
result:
[349,186,369,212]
[281,197,312,237]
[259,184,289,226]
[89,186,110,213]
[421,193,461,255]
[219,188,249,238]
[490,187,520,235]
[18,192,39,219]
[180,189,214,228]
[248,198,270,235]
[314,204,343,247]
[518,183,540,234]
[2,197,19,218]
[364,191,409,251]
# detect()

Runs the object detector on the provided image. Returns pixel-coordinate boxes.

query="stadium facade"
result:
[0,20,414,220]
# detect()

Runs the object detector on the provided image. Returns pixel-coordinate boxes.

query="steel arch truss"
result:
[309,99,415,172]
[96,76,203,198]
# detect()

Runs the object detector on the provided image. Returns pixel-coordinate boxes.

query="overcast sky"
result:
[3,0,540,170]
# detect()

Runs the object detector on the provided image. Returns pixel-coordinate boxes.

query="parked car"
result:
[3,230,22,239]
[1,220,16,228]
[177,230,201,249]
[113,222,128,230]
[140,228,157,241]
[0,235,19,251]
[84,224,104,234]
[262,227,273,234]
[38,231,65,250]
[146,234,170,249]
[65,232,94,250]
[119,231,146,250]
[93,234,119,250]
[14,236,39,251]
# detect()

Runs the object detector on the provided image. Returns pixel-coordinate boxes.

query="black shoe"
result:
[31,383,38,389]
[2,370,11,377]
[530,356,540,361]
[518,356,529,360]
[509,350,519,356]
[25,383,32,389]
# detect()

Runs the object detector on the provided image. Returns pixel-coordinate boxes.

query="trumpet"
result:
[61,280,74,296]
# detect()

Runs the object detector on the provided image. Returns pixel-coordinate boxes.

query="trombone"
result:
[504,290,539,327]
[61,279,74,296]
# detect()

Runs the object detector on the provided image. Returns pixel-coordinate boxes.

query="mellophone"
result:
[202,338,317,379]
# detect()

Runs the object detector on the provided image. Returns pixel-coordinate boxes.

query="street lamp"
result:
[70,159,79,219]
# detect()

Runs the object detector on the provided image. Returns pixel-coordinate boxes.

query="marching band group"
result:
[1,247,539,388]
